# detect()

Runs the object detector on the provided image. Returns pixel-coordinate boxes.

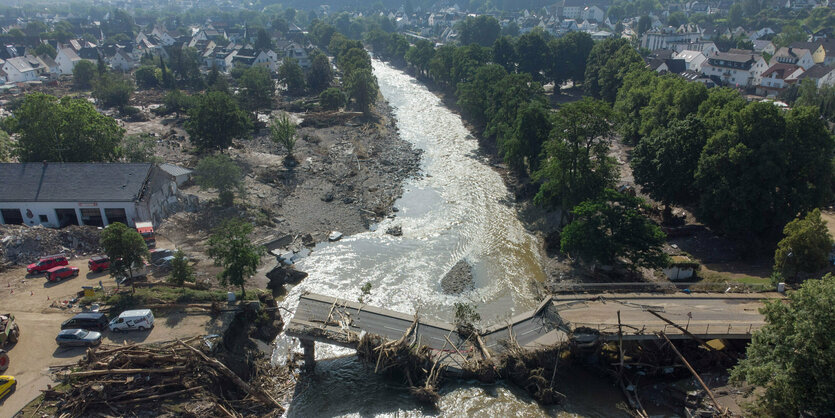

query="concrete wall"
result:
[0,201,139,228]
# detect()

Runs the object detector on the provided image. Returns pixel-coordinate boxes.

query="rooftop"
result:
[0,162,153,202]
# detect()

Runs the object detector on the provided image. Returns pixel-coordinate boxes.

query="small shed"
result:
[663,255,700,281]
[158,163,193,186]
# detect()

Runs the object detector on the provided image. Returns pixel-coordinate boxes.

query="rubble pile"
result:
[0,224,102,266]
[48,337,294,417]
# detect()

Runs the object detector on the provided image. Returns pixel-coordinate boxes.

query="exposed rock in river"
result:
[441,260,474,294]
[266,264,309,290]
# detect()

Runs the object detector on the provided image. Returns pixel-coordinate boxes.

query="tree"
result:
[456,15,500,47]
[501,101,552,174]
[729,4,744,29]
[73,60,97,89]
[307,52,333,93]
[773,209,834,282]
[162,90,196,117]
[134,65,159,89]
[491,35,516,73]
[100,222,149,293]
[585,38,644,102]
[561,190,669,269]
[695,103,835,245]
[185,92,252,152]
[121,134,158,163]
[636,15,651,36]
[405,39,435,77]
[534,99,618,221]
[254,28,272,51]
[345,68,379,116]
[6,93,124,162]
[277,58,305,96]
[0,129,12,162]
[631,115,707,210]
[238,66,274,113]
[207,219,264,300]
[515,29,550,81]
[92,73,134,110]
[32,43,57,59]
[194,155,243,206]
[168,250,195,291]
[270,113,297,158]
[547,31,594,86]
[320,88,347,110]
[730,274,835,416]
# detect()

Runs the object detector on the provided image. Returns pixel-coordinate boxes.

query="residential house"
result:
[770,47,815,70]
[581,6,605,22]
[702,51,763,87]
[561,0,586,19]
[790,40,835,65]
[674,50,707,72]
[109,49,136,71]
[680,70,716,87]
[2,56,38,82]
[0,162,194,228]
[150,26,178,46]
[752,40,776,55]
[55,47,82,75]
[641,24,702,51]
[796,64,835,87]
[756,63,804,96]
[281,42,310,68]
[670,41,718,56]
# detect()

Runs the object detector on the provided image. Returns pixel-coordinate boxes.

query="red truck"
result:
[135,222,156,249]
[46,266,79,282]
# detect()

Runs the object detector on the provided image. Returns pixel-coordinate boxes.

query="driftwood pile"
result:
[48,337,293,417]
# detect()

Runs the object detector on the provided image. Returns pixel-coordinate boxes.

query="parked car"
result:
[46,266,79,282]
[149,249,175,264]
[114,261,150,285]
[88,255,110,273]
[109,309,154,332]
[26,254,68,274]
[61,313,109,331]
[0,375,15,399]
[55,329,102,347]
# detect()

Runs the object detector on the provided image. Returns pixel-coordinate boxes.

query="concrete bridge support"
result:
[301,339,315,372]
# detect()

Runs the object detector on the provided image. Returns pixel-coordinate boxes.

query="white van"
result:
[109,309,154,332]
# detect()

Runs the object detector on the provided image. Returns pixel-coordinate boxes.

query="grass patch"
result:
[691,271,773,292]
[16,383,71,417]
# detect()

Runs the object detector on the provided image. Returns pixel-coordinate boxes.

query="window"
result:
[80,208,104,227]
[104,208,128,226]
[39,214,48,222]
[1,209,23,225]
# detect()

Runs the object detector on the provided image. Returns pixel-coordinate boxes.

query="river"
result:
[274,60,629,417]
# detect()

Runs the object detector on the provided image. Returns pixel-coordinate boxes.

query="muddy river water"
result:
[274,61,630,416]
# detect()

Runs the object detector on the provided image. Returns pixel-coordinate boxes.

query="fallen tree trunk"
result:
[67,366,186,377]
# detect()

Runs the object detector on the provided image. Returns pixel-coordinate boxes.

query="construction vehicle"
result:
[135,221,156,248]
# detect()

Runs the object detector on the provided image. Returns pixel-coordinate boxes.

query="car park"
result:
[46,266,79,282]
[26,254,68,274]
[61,313,109,331]
[88,255,110,273]
[0,375,15,399]
[55,329,102,347]
[109,309,154,332]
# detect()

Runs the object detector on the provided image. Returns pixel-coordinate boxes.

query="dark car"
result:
[88,255,110,273]
[61,313,109,331]
[149,249,175,264]
[55,329,102,347]
[46,266,79,282]
[26,255,68,274]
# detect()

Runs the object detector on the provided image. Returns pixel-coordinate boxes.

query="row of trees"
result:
[615,64,835,247]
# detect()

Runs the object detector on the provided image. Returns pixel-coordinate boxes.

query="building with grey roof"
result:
[0,162,193,228]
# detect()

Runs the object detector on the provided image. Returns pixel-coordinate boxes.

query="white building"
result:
[674,50,707,72]
[701,51,762,87]
[2,57,38,82]
[641,24,702,51]
[770,47,815,70]
[757,63,804,96]
[0,163,192,228]
[109,49,136,72]
[581,6,604,22]
[55,47,82,75]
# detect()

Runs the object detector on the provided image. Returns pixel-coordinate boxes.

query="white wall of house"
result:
[702,63,753,86]
[0,201,139,228]
[2,61,37,83]
[55,49,80,75]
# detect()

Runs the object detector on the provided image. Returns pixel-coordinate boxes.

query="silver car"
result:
[55,329,102,347]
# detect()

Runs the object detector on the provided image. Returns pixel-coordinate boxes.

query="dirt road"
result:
[0,259,227,417]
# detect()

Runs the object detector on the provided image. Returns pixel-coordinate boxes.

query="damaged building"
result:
[0,162,197,228]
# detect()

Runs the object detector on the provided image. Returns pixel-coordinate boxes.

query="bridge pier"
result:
[301,339,315,372]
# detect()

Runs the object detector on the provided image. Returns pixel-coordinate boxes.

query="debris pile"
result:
[0,224,102,266]
[48,336,294,417]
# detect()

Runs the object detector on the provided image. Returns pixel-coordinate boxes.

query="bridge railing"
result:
[569,322,760,337]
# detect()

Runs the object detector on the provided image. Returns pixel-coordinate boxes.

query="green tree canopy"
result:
[547,31,594,86]
[6,93,124,162]
[501,101,552,174]
[584,38,644,103]
[73,60,97,89]
[534,98,618,220]
[0,129,12,162]
[120,134,158,163]
[695,103,835,245]
[631,115,707,209]
[238,66,274,112]
[405,39,435,77]
[100,222,149,293]
[32,43,57,59]
[194,154,243,206]
[207,219,264,299]
[134,65,160,89]
[168,249,195,290]
[456,15,500,47]
[270,113,297,157]
[774,209,834,282]
[254,28,272,50]
[491,35,516,73]
[92,73,134,110]
[307,52,333,93]
[730,274,835,416]
[319,87,347,110]
[278,57,305,96]
[561,189,669,270]
[345,68,379,115]
[185,92,252,152]
[515,29,550,81]
[162,90,196,117]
